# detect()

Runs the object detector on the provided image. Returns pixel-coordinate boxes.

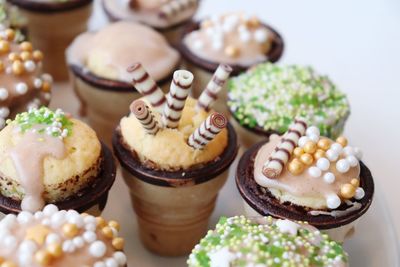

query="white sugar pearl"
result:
[89,241,107,258]
[355,187,365,200]
[3,235,17,250]
[330,143,343,154]
[254,28,269,43]
[0,88,8,100]
[16,82,28,95]
[323,172,336,184]
[34,211,44,220]
[308,167,322,178]
[34,78,43,89]
[42,73,53,83]
[18,254,33,266]
[326,149,339,162]
[308,133,319,143]
[193,40,204,50]
[354,147,363,159]
[85,223,96,231]
[212,41,223,51]
[105,258,118,267]
[43,204,59,216]
[346,155,359,167]
[336,159,350,173]
[239,30,251,42]
[113,252,127,265]
[327,195,341,209]
[73,237,85,248]
[24,60,36,72]
[51,212,66,227]
[46,233,61,245]
[62,240,75,253]
[0,228,10,240]
[67,214,84,228]
[94,262,106,267]
[83,231,97,243]
[42,218,51,226]
[44,92,51,100]
[298,136,310,147]
[306,126,320,137]
[0,107,10,118]
[0,214,16,228]
[342,146,355,157]
[316,158,330,171]
[19,240,38,255]
[17,211,33,224]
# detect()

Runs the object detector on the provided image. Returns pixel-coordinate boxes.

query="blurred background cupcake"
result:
[0,27,52,128]
[188,215,349,267]
[102,0,200,45]
[0,204,127,266]
[0,107,116,215]
[228,63,350,148]
[236,119,373,242]
[8,0,94,81]
[179,12,284,113]
[66,21,180,144]
[0,0,27,38]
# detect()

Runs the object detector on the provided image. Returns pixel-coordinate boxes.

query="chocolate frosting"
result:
[8,0,93,13]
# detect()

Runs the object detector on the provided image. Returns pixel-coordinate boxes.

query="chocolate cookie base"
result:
[9,0,93,13]
[0,142,116,214]
[112,123,238,187]
[236,140,374,230]
[178,21,284,76]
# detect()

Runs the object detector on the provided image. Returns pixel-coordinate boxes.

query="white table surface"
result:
[53,0,400,264]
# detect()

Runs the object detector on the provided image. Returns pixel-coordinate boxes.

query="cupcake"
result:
[0,204,127,266]
[8,0,93,81]
[228,63,350,148]
[188,215,349,267]
[113,65,238,256]
[0,0,27,39]
[102,0,199,45]
[66,21,180,144]
[179,13,284,113]
[0,107,116,215]
[236,118,374,242]
[0,28,52,129]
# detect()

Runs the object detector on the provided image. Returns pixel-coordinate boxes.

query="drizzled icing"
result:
[183,13,274,66]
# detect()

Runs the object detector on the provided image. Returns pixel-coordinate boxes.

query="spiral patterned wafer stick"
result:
[159,0,197,20]
[130,100,159,135]
[162,70,193,128]
[196,64,233,112]
[188,112,227,150]
[262,118,308,178]
[127,63,166,113]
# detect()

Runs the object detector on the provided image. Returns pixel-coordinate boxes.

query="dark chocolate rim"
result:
[0,142,116,214]
[69,64,175,92]
[8,0,93,13]
[177,21,284,76]
[236,140,374,230]
[112,123,238,187]
[101,0,197,32]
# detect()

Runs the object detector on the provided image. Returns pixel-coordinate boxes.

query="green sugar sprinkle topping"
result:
[187,216,348,267]
[7,107,73,139]
[227,63,350,138]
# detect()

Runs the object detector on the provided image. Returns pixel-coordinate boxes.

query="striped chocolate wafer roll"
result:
[196,64,233,111]
[127,63,166,113]
[130,100,159,135]
[188,112,227,150]
[162,70,193,128]
[159,0,197,20]
[262,118,307,178]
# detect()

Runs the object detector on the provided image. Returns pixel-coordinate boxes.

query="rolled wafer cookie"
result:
[262,118,307,178]
[130,100,159,135]
[159,0,198,20]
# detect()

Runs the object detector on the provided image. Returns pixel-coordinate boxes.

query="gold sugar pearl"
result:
[246,16,261,28]
[340,183,356,199]
[293,147,304,158]
[1,261,17,267]
[102,226,114,239]
[224,46,240,58]
[5,29,15,41]
[42,81,51,92]
[96,217,107,228]
[109,220,120,231]
[313,149,326,160]
[33,50,44,62]
[0,61,4,72]
[20,41,33,52]
[300,153,313,166]
[288,158,304,175]
[62,223,79,238]
[350,178,360,188]
[317,138,331,151]
[336,136,348,147]
[303,141,317,154]
[0,40,10,54]
[20,51,32,61]
[8,52,20,61]
[47,243,63,258]
[0,257,4,264]
[35,250,53,266]
[112,237,125,251]
[12,60,24,75]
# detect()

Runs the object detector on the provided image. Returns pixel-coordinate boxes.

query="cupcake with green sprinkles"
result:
[227,63,350,148]
[188,215,349,267]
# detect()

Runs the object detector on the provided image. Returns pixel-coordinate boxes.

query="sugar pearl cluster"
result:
[0,205,127,267]
[187,216,348,267]
[187,13,270,58]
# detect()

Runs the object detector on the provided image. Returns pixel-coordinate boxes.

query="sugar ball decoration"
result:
[355,187,365,200]
[323,172,335,184]
[327,195,341,209]
[336,159,350,173]
[308,166,322,178]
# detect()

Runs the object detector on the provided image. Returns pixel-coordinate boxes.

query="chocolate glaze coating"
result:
[112,123,238,187]
[178,21,284,76]
[0,142,116,214]
[236,140,374,229]
[8,0,93,13]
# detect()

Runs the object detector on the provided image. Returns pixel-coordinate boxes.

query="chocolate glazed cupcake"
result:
[113,66,237,256]
[66,21,180,145]
[178,13,284,113]
[236,119,374,242]
[9,0,93,81]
